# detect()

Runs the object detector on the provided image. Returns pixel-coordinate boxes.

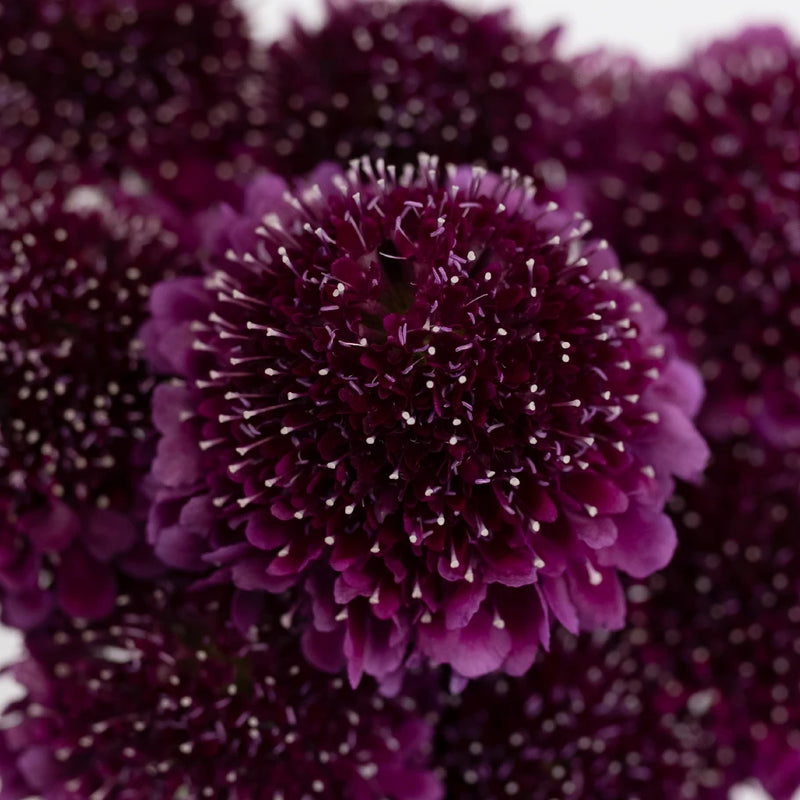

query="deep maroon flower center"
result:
[194,164,665,573]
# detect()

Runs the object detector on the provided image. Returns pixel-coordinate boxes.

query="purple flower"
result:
[145,156,707,683]
[0,0,263,210]
[0,187,191,627]
[590,27,800,448]
[0,579,443,800]
[260,0,627,199]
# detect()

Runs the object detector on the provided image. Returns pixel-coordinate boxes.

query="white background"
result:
[4,1,800,797]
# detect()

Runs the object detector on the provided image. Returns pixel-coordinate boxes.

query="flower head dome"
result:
[146,156,707,683]
[0,580,442,800]
[0,0,264,209]
[260,0,629,199]
[0,187,191,627]
[592,28,800,448]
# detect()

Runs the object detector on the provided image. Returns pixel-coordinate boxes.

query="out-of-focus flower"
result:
[0,187,191,627]
[145,156,707,684]
[590,27,800,448]
[0,579,443,800]
[436,626,740,800]
[0,0,265,209]
[640,436,800,799]
[435,437,800,800]
[259,0,633,199]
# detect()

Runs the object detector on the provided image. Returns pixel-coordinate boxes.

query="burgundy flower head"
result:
[261,0,627,199]
[0,580,443,800]
[436,626,743,800]
[146,156,707,684]
[592,27,800,448]
[0,187,191,628]
[0,0,263,209]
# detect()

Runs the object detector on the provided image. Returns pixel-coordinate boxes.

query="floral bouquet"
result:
[0,1,798,798]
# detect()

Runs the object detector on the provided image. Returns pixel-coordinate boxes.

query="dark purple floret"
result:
[591,27,800,448]
[260,0,631,199]
[0,580,443,800]
[0,187,191,627]
[436,436,800,799]
[0,0,264,209]
[145,157,707,683]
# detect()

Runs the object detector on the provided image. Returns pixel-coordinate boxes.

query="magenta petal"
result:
[597,505,677,579]
[301,627,347,674]
[153,525,207,571]
[245,511,291,550]
[152,429,203,487]
[568,512,618,549]
[563,472,629,515]
[634,403,710,482]
[496,586,548,675]
[443,579,488,631]
[418,607,512,678]
[151,381,194,434]
[566,564,625,631]
[539,575,580,634]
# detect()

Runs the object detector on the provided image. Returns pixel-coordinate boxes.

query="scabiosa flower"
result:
[435,626,742,800]
[0,580,442,800]
[145,156,707,683]
[260,0,626,199]
[0,187,191,628]
[592,27,800,447]
[0,0,264,209]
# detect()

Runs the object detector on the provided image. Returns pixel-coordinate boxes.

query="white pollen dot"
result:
[509,476,520,487]
[484,271,492,281]
[458,375,467,384]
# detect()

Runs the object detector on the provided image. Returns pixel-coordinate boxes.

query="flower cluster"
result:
[145,157,706,683]
[0,0,798,798]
